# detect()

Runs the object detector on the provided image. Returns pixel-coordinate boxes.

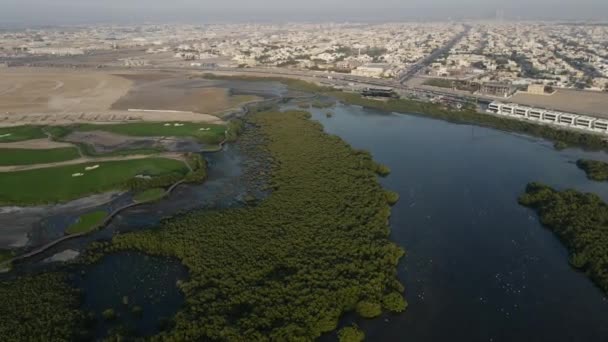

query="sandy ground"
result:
[0,69,242,127]
[112,74,261,114]
[0,138,75,149]
[0,68,132,114]
[0,152,185,172]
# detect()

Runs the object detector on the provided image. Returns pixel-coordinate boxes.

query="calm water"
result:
[306,104,608,342]
[72,252,187,339]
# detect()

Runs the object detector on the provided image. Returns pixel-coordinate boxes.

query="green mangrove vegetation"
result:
[0,158,189,206]
[66,210,108,235]
[0,273,85,341]
[81,110,405,340]
[375,163,391,177]
[576,159,608,181]
[0,147,80,166]
[338,325,365,342]
[519,183,608,293]
[382,291,408,312]
[355,301,383,318]
[225,119,244,142]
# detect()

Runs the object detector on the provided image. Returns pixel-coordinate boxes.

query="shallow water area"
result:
[303,103,608,341]
[71,251,188,339]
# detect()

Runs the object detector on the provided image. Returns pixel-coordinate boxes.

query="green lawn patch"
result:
[0,126,46,142]
[133,188,166,203]
[66,210,108,235]
[44,126,73,139]
[75,122,227,144]
[0,158,189,206]
[0,147,80,166]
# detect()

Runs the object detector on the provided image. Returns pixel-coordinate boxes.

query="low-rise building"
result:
[351,63,391,78]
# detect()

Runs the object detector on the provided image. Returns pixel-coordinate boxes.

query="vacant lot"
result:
[0,147,80,166]
[0,68,132,113]
[0,158,188,205]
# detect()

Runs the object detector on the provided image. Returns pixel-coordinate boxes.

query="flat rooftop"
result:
[511,89,608,118]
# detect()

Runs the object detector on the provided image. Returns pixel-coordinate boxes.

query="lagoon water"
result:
[308,104,608,341]
[5,86,608,340]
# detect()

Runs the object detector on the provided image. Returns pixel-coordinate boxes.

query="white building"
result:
[488,101,608,134]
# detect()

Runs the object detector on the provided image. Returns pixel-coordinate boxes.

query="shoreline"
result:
[0,178,188,269]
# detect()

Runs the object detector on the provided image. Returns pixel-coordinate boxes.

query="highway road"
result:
[398,25,472,84]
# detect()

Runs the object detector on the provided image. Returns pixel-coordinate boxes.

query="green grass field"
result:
[0,126,46,143]
[75,122,227,144]
[66,211,107,235]
[133,188,167,203]
[0,147,80,166]
[0,158,189,205]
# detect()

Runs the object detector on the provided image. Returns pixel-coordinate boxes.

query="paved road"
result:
[398,25,472,84]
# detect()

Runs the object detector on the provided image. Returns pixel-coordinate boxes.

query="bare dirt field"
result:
[0,68,132,113]
[112,74,260,115]
[0,68,253,127]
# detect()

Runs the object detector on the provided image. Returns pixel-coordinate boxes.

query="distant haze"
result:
[1,0,607,26]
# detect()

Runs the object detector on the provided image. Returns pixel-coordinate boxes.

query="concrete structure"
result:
[479,82,514,98]
[488,101,608,134]
[351,64,390,78]
[527,84,547,95]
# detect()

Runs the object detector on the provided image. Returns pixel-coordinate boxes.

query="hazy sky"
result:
[1,0,607,25]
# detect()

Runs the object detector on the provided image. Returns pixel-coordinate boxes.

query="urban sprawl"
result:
[1,22,608,133]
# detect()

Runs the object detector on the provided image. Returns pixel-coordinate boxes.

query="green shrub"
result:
[382,292,408,313]
[356,301,382,318]
[338,325,365,342]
